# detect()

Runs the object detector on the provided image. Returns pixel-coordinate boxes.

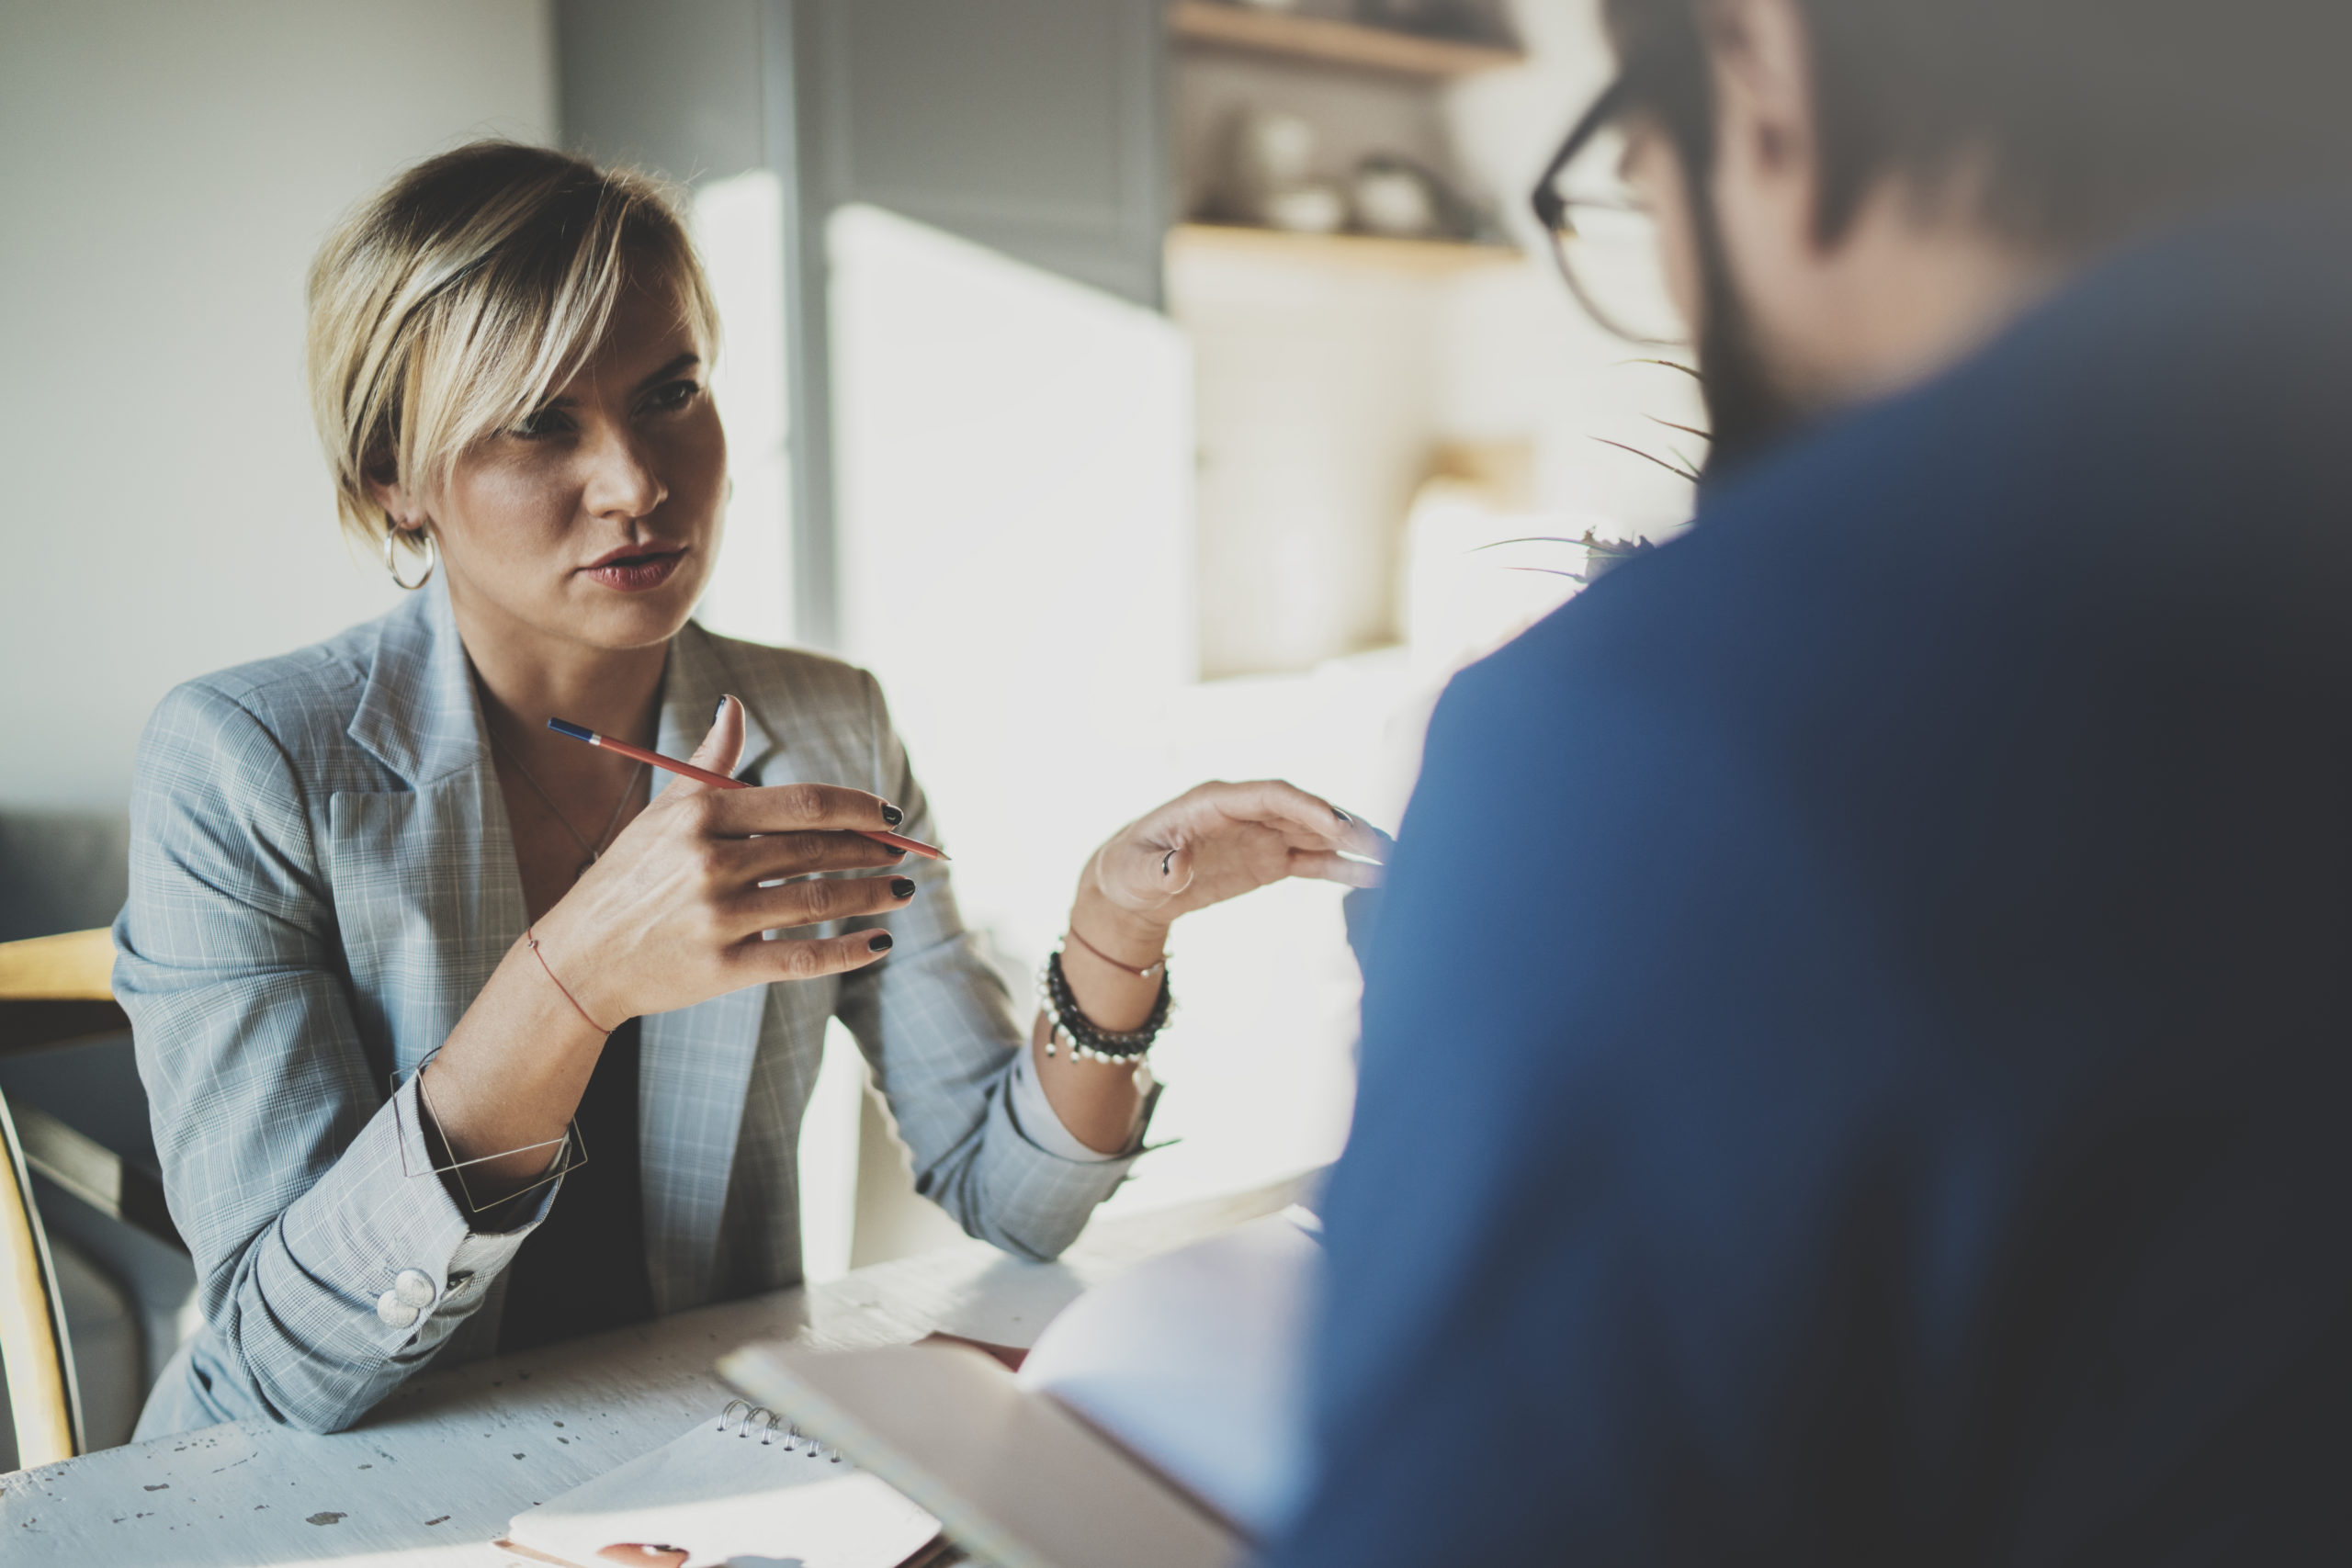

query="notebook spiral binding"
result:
[718,1398,844,1462]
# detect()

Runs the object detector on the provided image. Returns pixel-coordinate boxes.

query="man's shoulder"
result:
[1435,451,1934,757]
[1446,210,2291,751]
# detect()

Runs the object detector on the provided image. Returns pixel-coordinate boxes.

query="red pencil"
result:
[547,717,948,860]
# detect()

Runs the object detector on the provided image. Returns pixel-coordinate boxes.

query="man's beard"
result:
[1687,189,1806,485]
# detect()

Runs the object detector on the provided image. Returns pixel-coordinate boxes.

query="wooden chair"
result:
[1,1085,83,1468]
[0,930,177,1251]
[0,929,125,1058]
[0,927,139,1470]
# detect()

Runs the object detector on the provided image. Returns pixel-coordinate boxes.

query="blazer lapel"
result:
[334,587,527,1084]
[638,625,782,1314]
[340,601,765,1317]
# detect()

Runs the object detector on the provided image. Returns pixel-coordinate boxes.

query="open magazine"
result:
[717,1210,1324,1568]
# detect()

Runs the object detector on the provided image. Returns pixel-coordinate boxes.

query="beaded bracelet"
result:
[1046,946,1170,1052]
[1036,942,1172,1063]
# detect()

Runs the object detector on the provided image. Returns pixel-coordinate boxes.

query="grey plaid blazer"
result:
[115,584,1139,1435]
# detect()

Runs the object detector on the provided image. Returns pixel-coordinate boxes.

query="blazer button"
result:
[376,1290,421,1328]
[392,1269,438,1310]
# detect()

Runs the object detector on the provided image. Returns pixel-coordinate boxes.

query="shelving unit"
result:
[1165,2,1534,677]
[1168,1,1522,78]
[1170,220,1520,275]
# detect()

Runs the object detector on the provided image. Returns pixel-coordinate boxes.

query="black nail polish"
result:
[867,931,894,953]
[715,695,729,720]
[1161,848,1177,875]
[1333,807,1353,824]
[889,877,917,898]
[880,803,904,827]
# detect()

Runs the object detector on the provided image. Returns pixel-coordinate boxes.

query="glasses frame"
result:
[1530,73,1686,348]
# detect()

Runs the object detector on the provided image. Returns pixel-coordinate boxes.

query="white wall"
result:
[690,170,797,652]
[829,202,1198,966]
[0,0,558,809]
[828,206,1388,1224]
[1174,243,1444,680]
[825,203,1195,1258]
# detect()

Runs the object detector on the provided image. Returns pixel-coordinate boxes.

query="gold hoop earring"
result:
[384,525,436,591]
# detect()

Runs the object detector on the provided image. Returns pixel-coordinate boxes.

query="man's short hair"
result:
[1606,0,2352,251]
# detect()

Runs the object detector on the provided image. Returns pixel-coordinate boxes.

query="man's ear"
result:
[1701,0,1819,214]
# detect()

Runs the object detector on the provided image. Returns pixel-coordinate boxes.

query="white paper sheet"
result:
[1015,1210,1322,1539]
[504,1416,940,1568]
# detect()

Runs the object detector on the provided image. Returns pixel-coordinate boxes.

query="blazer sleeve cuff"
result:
[948,1066,1162,1261]
[256,1074,552,1359]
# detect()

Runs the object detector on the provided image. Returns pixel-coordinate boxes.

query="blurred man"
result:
[1270,1,2352,1562]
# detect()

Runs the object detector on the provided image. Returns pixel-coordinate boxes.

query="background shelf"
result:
[1170,221,1522,275]
[1168,1,1524,78]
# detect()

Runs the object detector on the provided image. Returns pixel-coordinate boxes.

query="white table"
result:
[1,1177,1310,1567]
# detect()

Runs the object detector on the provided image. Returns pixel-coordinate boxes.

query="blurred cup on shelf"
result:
[1351,159,1439,238]
[1218,108,1345,232]
[1231,108,1315,190]
[1263,185,1348,234]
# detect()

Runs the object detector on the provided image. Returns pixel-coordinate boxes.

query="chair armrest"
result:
[0,930,116,1000]
[0,930,128,1061]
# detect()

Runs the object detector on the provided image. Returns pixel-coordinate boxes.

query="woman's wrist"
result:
[524,898,628,1032]
[419,937,610,1189]
[1067,883,1169,970]
[1056,883,1169,1036]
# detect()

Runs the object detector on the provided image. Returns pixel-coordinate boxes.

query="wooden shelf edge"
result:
[1168,1,1523,78]
[1169,221,1524,275]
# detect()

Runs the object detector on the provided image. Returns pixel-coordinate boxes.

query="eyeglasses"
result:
[1531,74,1690,348]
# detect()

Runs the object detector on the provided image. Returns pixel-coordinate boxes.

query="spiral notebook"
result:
[495,1400,948,1568]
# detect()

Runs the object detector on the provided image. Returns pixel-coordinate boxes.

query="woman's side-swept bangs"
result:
[307,141,718,561]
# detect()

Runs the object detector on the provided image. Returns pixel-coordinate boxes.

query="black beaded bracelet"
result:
[1036,944,1172,1063]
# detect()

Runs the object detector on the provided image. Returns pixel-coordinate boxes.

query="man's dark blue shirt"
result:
[1271,197,2352,1564]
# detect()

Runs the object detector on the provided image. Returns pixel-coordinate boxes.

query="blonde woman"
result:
[115,141,1382,1438]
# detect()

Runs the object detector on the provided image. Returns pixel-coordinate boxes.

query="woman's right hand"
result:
[529,695,915,1026]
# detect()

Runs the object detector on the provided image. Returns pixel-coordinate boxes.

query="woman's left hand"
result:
[1041,780,1388,1153]
[1080,780,1391,939]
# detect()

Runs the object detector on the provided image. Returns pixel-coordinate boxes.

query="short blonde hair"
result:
[306,141,720,562]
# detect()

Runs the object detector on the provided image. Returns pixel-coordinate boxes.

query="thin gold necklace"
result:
[487,726,646,881]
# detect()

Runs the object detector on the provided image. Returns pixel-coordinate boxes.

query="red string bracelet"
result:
[1064,925,1168,980]
[526,927,611,1035]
